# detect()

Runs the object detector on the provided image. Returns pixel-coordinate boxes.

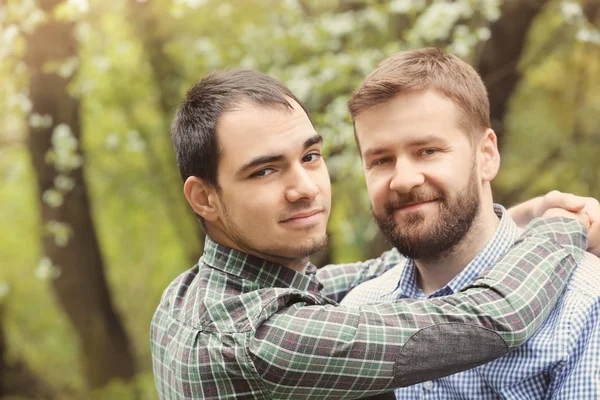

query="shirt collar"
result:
[392,204,521,298]
[200,237,323,294]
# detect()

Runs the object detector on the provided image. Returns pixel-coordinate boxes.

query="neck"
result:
[415,204,500,296]
[207,229,309,274]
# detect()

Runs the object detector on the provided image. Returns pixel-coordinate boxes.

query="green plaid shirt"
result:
[150,218,587,399]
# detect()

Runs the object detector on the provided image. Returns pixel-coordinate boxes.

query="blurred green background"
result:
[1,0,598,398]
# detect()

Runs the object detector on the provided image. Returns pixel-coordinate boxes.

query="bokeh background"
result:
[1,0,599,398]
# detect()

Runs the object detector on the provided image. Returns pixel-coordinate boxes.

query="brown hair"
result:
[348,48,490,139]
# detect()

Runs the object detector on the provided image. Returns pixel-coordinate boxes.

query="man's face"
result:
[355,90,482,259]
[212,99,331,264]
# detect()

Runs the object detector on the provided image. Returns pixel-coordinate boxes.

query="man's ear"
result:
[478,129,500,183]
[183,177,221,222]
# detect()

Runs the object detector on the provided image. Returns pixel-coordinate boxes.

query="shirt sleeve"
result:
[547,281,600,398]
[316,249,405,302]
[248,217,588,399]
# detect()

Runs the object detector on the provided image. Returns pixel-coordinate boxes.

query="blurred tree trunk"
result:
[129,0,205,263]
[23,0,135,389]
[478,0,550,150]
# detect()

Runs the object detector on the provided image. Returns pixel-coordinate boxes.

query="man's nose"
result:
[389,159,425,194]
[285,166,320,202]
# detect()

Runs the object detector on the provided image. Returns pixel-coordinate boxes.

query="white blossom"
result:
[20,8,45,34]
[74,78,96,96]
[355,49,382,75]
[54,175,75,192]
[126,130,146,152]
[0,5,7,23]
[105,133,120,149]
[75,21,92,41]
[320,12,355,37]
[1,24,19,55]
[58,57,79,78]
[409,2,471,44]
[389,0,414,14]
[317,66,337,84]
[28,113,53,129]
[48,124,83,172]
[174,0,208,9]
[116,41,132,55]
[46,220,72,247]
[239,56,258,69]
[170,7,185,19]
[4,160,25,183]
[390,0,427,14]
[298,25,318,48]
[216,3,232,17]
[194,38,221,68]
[481,0,501,22]
[450,39,471,58]
[43,188,64,208]
[283,0,302,13]
[0,282,9,299]
[560,1,583,23]
[449,25,478,58]
[476,26,491,41]
[92,56,111,72]
[576,27,600,44]
[362,8,387,32]
[35,257,61,280]
[66,0,89,13]
[8,91,32,113]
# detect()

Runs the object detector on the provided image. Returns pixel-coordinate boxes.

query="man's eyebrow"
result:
[406,134,450,147]
[362,147,389,160]
[304,134,323,149]
[237,154,285,175]
[362,135,450,159]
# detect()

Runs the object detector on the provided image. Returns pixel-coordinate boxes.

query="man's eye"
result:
[372,157,393,166]
[302,152,321,163]
[419,148,438,156]
[250,168,275,178]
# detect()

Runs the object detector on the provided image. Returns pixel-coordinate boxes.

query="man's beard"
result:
[220,198,328,264]
[373,169,480,260]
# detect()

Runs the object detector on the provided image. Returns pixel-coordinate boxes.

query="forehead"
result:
[216,100,317,169]
[355,90,466,151]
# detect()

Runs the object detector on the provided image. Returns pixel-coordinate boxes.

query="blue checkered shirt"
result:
[340,205,600,399]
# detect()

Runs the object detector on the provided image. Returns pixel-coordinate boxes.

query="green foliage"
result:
[495,0,600,204]
[1,0,599,397]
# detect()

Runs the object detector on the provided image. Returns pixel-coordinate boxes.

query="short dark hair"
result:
[171,69,313,188]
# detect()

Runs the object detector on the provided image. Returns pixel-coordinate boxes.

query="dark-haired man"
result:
[150,69,593,399]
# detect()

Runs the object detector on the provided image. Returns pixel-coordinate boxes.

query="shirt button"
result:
[423,381,434,391]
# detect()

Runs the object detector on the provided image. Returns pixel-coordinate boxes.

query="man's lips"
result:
[393,199,438,211]
[280,209,324,223]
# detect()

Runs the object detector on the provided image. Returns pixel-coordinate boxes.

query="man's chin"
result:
[268,235,328,260]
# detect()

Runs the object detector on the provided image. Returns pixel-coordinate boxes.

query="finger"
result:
[583,198,600,224]
[589,221,600,238]
[540,191,584,214]
[587,221,600,257]
[553,192,585,211]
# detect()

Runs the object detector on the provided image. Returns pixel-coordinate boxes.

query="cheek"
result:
[366,176,387,210]
[315,164,331,190]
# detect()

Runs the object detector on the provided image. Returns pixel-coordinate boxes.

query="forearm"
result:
[508,197,540,227]
[251,218,587,398]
